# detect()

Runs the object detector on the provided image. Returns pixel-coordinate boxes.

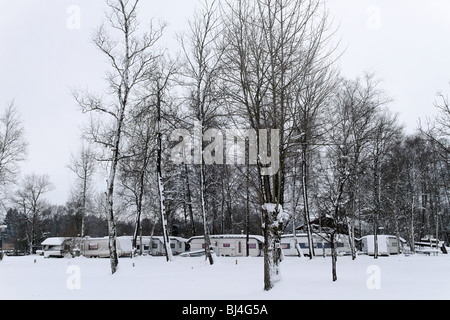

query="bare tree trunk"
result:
[331,234,338,282]
[158,172,173,261]
[246,162,250,257]
[106,105,125,273]
[184,164,196,237]
[410,192,416,254]
[200,160,214,265]
[290,165,303,257]
[156,83,173,262]
[149,223,156,256]
[301,148,314,258]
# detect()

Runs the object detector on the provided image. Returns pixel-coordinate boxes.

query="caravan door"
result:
[236,240,243,256]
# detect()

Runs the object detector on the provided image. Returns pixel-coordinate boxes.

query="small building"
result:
[359,235,405,256]
[281,233,352,257]
[187,234,263,257]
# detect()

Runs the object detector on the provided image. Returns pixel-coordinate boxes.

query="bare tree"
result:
[74,0,165,274]
[315,155,351,282]
[420,88,450,157]
[152,58,178,262]
[221,0,338,291]
[118,102,156,255]
[179,0,225,265]
[67,145,96,237]
[0,102,27,207]
[15,173,54,254]
[369,110,403,259]
[328,74,390,259]
[289,50,340,259]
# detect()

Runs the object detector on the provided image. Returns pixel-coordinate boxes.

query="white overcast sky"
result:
[0,0,449,206]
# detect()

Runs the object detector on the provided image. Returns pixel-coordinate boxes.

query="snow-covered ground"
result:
[0,253,449,300]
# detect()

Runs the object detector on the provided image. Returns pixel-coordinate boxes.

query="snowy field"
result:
[0,253,449,300]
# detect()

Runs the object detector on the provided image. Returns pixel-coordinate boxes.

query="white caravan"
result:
[360,235,405,256]
[188,234,264,257]
[40,237,74,258]
[281,233,352,257]
[81,236,133,258]
[135,236,187,256]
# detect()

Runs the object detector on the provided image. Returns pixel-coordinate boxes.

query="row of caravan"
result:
[39,236,187,258]
[39,233,407,258]
[192,234,407,257]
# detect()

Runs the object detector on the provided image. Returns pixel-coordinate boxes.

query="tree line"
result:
[0,0,448,289]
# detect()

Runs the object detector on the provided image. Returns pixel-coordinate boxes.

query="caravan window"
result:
[248,243,256,249]
[170,243,175,249]
[223,243,231,248]
[152,243,158,249]
[89,244,98,250]
[281,243,290,249]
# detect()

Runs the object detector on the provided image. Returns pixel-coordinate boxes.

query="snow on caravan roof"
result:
[41,237,70,246]
[150,236,188,243]
[188,234,264,243]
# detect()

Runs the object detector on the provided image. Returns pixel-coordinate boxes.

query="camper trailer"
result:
[150,236,187,256]
[134,236,187,256]
[41,237,74,258]
[360,235,405,256]
[39,235,185,258]
[81,236,133,258]
[281,233,352,257]
[188,234,263,257]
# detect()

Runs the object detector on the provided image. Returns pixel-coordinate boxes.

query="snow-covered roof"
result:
[41,237,69,246]
[169,236,188,242]
[281,233,311,238]
[359,235,406,243]
[144,236,187,243]
[188,234,264,243]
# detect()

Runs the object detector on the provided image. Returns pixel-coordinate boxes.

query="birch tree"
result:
[74,0,164,274]
[152,59,178,262]
[118,102,156,255]
[179,0,225,265]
